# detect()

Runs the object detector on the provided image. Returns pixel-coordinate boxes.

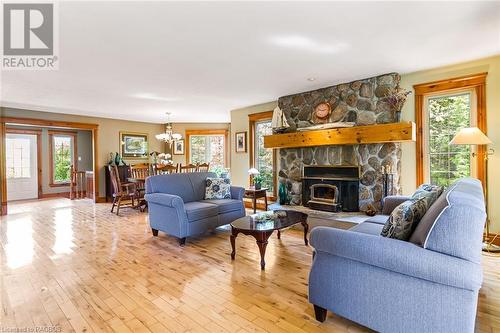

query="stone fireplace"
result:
[276,73,402,211]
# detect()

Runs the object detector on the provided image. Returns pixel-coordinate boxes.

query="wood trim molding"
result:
[184,129,229,167]
[413,72,488,186]
[1,117,98,129]
[6,128,43,198]
[48,131,78,187]
[413,72,487,95]
[248,111,277,199]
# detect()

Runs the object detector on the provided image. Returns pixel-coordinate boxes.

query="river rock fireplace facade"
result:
[276,73,402,211]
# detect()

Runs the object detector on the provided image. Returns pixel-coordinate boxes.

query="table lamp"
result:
[248,168,260,188]
[450,127,498,252]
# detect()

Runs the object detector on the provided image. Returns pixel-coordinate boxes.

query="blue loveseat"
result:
[309,178,486,333]
[144,172,245,245]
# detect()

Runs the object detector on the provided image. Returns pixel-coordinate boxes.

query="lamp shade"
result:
[248,168,260,175]
[450,127,492,145]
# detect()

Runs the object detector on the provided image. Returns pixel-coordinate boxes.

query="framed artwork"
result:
[120,132,149,160]
[173,139,185,155]
[235,131,247,153]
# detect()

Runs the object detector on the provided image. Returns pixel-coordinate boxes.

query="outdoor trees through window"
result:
[254,120,274,193]
[427,92,472,187]
[51,135,74,184]
[189,134,225,169]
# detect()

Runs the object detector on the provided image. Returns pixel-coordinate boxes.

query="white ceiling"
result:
[1,1,499,123]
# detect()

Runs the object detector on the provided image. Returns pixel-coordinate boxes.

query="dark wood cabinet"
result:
[104,165,130,202]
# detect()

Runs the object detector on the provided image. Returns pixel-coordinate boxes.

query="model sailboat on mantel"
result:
[271,106,290,133]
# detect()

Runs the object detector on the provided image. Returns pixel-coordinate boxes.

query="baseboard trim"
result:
[40,191,87,199]
[96,197,107,203]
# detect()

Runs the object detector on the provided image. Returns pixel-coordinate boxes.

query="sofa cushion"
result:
[203,199,242,214]
[409,189,449,246]
[184,201,218,222]
[364,214,389,225]
[205,177,231,199]
[188,172,217,201]
[146,173,196,202]
[381,198,427,241]
[411,184,443,209]
[350,222,384,235]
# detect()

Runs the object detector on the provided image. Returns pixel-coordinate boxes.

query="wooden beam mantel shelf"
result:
[263,122,416,149]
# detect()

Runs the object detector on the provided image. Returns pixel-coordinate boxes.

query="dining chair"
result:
[179,163,197,173]
[197,162,210,172]
[154,163,178,175]
[109,165,140,215]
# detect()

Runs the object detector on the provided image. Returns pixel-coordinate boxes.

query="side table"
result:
[244,188,268,213]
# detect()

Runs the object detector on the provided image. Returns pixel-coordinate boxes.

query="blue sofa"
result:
[144,172,245,245]
[309,178,486,333]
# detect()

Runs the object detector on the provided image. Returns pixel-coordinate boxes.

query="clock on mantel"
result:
[312,102,331,124]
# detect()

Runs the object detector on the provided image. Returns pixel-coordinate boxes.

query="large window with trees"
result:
[425,92,474,187]
[186,130,227,170]
[414,73,486,188]
[49,132,76,186]
[254,120,274,193]
[249,111,276,198]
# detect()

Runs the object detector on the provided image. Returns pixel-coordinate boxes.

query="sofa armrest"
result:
[230,186,245,200]
[382,195,411,215]
[310,227,482,291]
[144,193,185,210]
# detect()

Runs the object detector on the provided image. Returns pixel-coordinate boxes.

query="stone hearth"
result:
[276,73,402,211]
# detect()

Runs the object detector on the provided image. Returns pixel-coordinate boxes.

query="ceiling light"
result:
[156,112,182,147]
[307,77,316,81]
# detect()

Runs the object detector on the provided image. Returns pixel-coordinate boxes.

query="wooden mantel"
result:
[263,122,416,149]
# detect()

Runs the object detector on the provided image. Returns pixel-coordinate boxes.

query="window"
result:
[254,120,274,193]
[425,92,475,187]
[49,132,77,185]
[414,73,487,188]
[186,130,227,170]
[249,111,276,197]
[6,137,31,179]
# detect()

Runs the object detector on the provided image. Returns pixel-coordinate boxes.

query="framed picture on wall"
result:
[120,132,149,159]
[235,131,247,153]
[173,139,185,155]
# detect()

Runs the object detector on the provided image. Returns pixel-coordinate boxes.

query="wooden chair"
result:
[197,163,210,172]
[129,163,150,180]
[70,165,86,199]
[179,163,197,173]
[154,164,178,175]
[109,165,139,215]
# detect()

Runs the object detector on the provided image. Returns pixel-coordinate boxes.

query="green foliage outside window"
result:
[53,136,72,183]
[255,121,274,193]
[428,93,471,187]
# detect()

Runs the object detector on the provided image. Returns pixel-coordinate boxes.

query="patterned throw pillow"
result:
[411,184,443,209]
[205,177,231,200]
[381,198,427,241]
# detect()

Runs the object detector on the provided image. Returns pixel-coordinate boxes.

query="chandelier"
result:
[155,112,182,146]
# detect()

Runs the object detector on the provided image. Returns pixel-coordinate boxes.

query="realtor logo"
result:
[2,2,58,69]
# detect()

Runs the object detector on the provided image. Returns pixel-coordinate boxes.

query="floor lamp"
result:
[450,127,499,253]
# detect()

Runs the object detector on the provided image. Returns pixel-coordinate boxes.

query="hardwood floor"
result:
[1,198,499,333]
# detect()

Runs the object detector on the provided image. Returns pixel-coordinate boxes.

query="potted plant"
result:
[253,174,264,190]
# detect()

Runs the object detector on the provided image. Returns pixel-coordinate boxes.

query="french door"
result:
[6,133,39,201]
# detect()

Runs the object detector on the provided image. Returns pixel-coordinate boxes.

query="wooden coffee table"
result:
[230,210,309,270]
